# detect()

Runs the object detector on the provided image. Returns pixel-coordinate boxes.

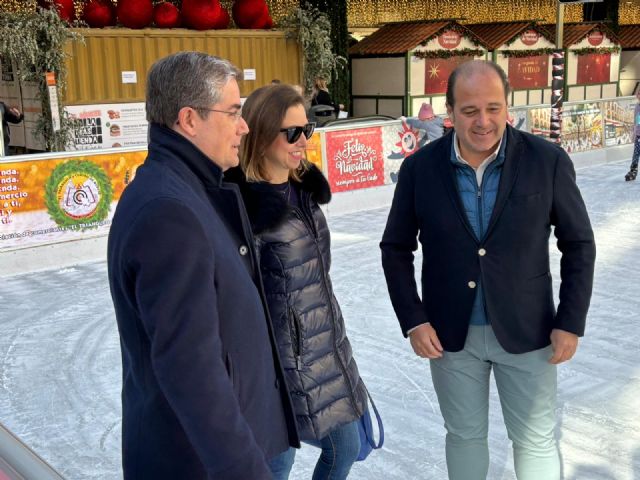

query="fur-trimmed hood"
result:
[224,163,331,234]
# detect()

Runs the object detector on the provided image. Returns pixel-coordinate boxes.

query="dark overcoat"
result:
[108,124,299,480]
[381,125,596,354]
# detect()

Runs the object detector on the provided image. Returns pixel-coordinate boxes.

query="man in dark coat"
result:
[107,52,299,480]
[0,102,23,156]
[381,61,595,480]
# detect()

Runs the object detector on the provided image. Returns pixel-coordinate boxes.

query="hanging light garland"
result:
[1,0,640,26]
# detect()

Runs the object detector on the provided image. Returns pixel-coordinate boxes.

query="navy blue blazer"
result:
[108,124,299,480]
[381,125,596,354]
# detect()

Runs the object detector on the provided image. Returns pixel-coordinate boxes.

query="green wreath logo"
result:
[45,160,113,229]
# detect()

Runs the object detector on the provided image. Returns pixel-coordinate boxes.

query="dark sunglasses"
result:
[279,122,316,144]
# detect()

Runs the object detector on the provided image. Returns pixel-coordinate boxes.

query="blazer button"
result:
[239,245,248,256]
[478,248,486,256]
[468,281,477,289]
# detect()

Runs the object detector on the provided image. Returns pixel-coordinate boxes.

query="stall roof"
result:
[349,20,485,56]
[617,24,640,49]
[541,22,619,48]
[465,21,555,50]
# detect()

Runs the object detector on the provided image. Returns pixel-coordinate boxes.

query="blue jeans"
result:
[430,325,560,480]
[268,419,360,480]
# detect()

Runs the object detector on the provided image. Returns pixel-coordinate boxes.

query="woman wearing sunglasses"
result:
[226,84,367,479]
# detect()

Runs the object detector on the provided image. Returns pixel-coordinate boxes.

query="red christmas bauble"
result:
[117,0,153,29]
[212,7,230,29]
[182,0,222,31]
[232,0,268,29]
[37,0,76,22]
[82,0,116,28]
[154,2,181,28]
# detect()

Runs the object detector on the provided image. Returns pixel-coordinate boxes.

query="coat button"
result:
[478,248,486,256]
[468,281,476,289]
[239,245,248,256]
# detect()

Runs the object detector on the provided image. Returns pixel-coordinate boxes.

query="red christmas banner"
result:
[424,56,473,95]
[508,55,549,89]
[325,127,384,193]
[576,53,610,85]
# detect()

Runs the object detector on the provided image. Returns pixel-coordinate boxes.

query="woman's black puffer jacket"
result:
[225,164,367,441]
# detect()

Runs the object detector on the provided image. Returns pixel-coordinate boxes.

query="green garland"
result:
[44,160,113,230]
[500,48,556,58]
[0,7,82,152]
[571,46,621,56]
[413,48,484,59]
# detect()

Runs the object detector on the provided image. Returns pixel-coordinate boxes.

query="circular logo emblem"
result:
[438,30,462,49]
[400,130,418,154]
[588,31,604,46]
[45,160,113,229]
[521,29,539,46]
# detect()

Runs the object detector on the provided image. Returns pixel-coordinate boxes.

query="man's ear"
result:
[175,106,199,137]
[445,103,453,119]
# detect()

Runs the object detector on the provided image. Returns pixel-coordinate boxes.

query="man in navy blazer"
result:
[381,61,595,479]
[108,52,299,480]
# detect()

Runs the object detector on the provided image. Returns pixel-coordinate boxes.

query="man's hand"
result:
[8,107,21,117]
[409,323,443,359]
[549,329,579,364]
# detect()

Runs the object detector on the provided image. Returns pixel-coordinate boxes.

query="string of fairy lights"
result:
[2,0,640,26]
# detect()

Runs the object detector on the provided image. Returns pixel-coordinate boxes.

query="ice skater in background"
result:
[625,89,640,181]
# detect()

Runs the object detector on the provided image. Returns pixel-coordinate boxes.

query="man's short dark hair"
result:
[146,52,240,127]
[446,60,510,108]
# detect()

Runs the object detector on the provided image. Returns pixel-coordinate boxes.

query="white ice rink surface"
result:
[1,160,639,480]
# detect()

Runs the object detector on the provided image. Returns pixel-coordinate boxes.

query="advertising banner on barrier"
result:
[560,102,603,153]
[602,98,635,147]
[65,103,148,151]
[0,150,146,251]
[325,127,384,192]
[305,132,323,171]
[382,119,430,184]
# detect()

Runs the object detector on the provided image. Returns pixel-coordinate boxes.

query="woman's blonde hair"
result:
[314,77,328,92]
[240,84,310,182]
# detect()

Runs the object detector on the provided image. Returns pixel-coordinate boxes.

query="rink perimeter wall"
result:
[0,97,635,277]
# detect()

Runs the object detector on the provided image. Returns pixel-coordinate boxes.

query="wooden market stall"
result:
[465,21,556,106]
[617,24,640,96]
[348,20,488,117]
[64,28,302,105]
[542,22,621,101]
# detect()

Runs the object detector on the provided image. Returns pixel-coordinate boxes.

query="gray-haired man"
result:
[108,51,299,480]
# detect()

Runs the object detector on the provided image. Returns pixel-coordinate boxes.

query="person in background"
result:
[311,77,341,115]
[226,84,368,480]
[107,52,298,480]
[381,60,595,480]
[0,102,23,156]
[624,89,640,181]
[404,102,445,142]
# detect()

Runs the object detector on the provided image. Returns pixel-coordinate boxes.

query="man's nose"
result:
[237,117,249,135]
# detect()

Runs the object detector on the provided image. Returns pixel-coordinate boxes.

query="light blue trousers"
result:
[430,325,560,480]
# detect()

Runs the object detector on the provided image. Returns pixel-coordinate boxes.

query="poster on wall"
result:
[560,102,603,153]
[325,127,384,192]
[424,56,473,95]
[65,103,148,151]
[602,98,635,147]
[0,150,146,251]
[576,53,611,85]
[0,57,25,148]
[508,55,549,89]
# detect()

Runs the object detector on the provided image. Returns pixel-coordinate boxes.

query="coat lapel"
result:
[483,125,522,240]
